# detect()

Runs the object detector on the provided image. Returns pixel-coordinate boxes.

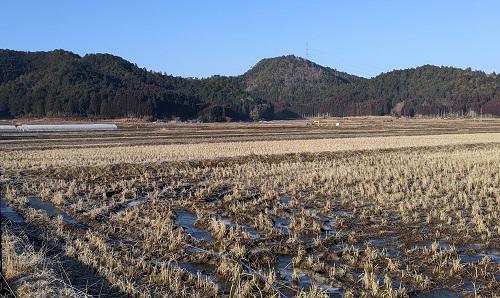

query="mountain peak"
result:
[241,55,363,103]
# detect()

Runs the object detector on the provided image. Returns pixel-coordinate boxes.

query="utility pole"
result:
[306,42,309,59]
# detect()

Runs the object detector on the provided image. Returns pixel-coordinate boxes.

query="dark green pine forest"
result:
[1,49,499,121]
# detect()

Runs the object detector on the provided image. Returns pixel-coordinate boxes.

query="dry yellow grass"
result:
[2,126,500,296]
[1,231,80,297]
[2,132,500,170]
[4,142,499,296]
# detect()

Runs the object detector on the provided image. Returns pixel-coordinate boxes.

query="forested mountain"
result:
[242,55,364,103]
[285,65,500,117]
[0,50,193,119]
[1,49,499,120]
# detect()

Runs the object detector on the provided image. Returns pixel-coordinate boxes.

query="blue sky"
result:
[1,1,499,78]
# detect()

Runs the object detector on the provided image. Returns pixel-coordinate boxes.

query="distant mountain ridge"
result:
[0,49,499,120]
[242,55,364,103]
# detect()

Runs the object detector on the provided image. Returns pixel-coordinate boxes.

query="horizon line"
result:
[2,47,498,80]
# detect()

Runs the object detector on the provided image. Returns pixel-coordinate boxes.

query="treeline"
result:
[332,65,500,116]
[1,49,499,121]
[0,50,272,121]
[276,65,500,117]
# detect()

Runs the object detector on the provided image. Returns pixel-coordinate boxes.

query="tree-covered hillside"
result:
[0,50,192,118]
[0,50,264,120]
[242,55,364,103]
[1,49,499,120]
[337,65,500,116]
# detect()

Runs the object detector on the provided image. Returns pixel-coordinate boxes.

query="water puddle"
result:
[299,234,317,244]
[318,284,344,297]
[179,262,219,283]
[275,255,309,286]
[275,255,293,282]
[174,209,212,241]
[462,280,482,293]
[205,189,230,203]
[221,217,259,239]
[477,251,499,263]
[296,273,313,289]
[149,259,220,284]
[421,288,461,298]
[295,215,336,242]
[126,196,148,208]
[456,244,499,263]
[28,197,88,229]
[460,251,500,263]
[416,241,451,250]
[334,209,352,217]
[159,187,168,197]
[1,198,24,224]
[272,216,290,235]
[275,255,342,296]
[240,226,260,240]
[319,215,336,236]
[279,196,291,205]
[98,193,150,220]
[369,239,403,258]
[367,239,387,246]
[248,243,278,255]
[116,192,150,210]
[272,216,331,241]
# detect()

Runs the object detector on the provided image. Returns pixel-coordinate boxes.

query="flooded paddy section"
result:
[174,209,213,241]
[28,197,89,229]
[220,216,260,239]
[272,254,345,297]
[409,240,500,264]
[1,197,24,224]
[272,215,290,235]
[458,245,500,264]
[178,261,226,288]
[100,192,151,217]
[2,143,500,297]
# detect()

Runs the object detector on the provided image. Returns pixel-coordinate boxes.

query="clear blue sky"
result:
[1,0,499,78]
